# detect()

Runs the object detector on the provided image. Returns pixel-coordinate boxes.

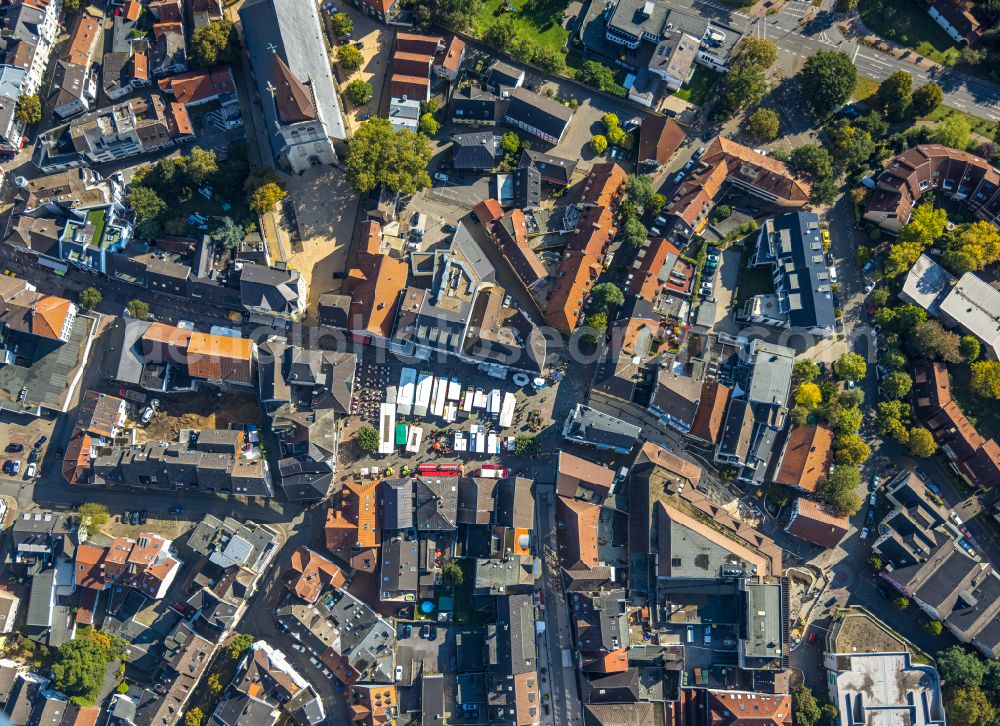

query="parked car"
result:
[869,474,879,492]
[25,462,35,478]
[138,510,148,524]
[433,172,449,183]
[673,172,684,184]
[5,443,22,453]
[140,407,154,425]
[34,435,46,448]
[292,643,305,652]
[864,281,876,293]
[421,624,431,639]
[443,224,457,233]
[130,511,139,525]
[395,665,404,681]
[168,506,184,515]
[694,146,706,158]
[860,527,870,540]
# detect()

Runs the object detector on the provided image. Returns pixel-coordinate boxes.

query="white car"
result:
[292,643,305,652]
[310,656,320,667]
[860,527,870,541]
[140,407,154,424]
[847,379,856,389]
[433,172,449,183]
[25,462,35,478]
[865,281,876,293]
[395,665,404,681]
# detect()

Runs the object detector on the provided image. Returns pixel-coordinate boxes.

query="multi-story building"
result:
[34,95,193,172]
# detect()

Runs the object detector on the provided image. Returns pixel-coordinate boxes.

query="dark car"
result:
[421,624,431,639]
[130,511,139,525]
[168,506,184,515]
[123,510,131,522]
[138,510,148,524]
[34,436,47,448]
[5,443,22,453]
[27,450,37,464]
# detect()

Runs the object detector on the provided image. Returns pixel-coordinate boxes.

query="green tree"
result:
[961,335,982,361]
[798,51,857,115]
[826,404,863,435]
[63,0,81,11]
[867,555,885,571]
[908,427,938,458]
[732,37,778,70]
[418,0,481,29]
[794,382,823,409]
[716,64,768,118]
[876,400,912,441]
[190,19,237,67]
[329,11,353,36]
[590,282,625,311]
[14,94,41,124]
[442,560,464,586]
[872,287,891,306]
[826,120,875,170]
[590,135,608,154]
[531,46,565,73]
[912,82,944,116]
[900,203,948,248]
[790,144,835,182]
[924,620,943,636]
[501,131,521,156]
[357,425,379,454]
[344,79,373,105]
[212,216,244,251]
[930,115,971,149]
[127,186,167,222]
[621,215,648,247]
[833,352,866,382]
[185,708,204,726]
[816,465,862,516]
[793,687,822,726]
[227,634,254,661]
[943,221,1000,275]
[577,60,618,92]
[601,113,620,130]
[947,687,996,726]
[126,299,149,320]
[970,360,1000,398]
[248,182,287,214]
[337,44,364,71]
[78,287,102,310]
[346,118,432,195]
[51,629,120,705]
[937,645,988,688]
[894,596,910,609]
[836,0,859,9]
[418,113,440,136]
[883,371,912,399]
[207,673,224,696]
[581,311,608,342]
[514,435,539,458]
[909,320,962,363]
[875,70,913,120]
[185,147,218,184]
[116,681,129,694]
[78,503,108,531]
[793,359,820,382]
[833,433,871,466]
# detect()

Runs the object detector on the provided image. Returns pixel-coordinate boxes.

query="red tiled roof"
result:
[285,546,347,603]
[158,66,234,106]
[556,495,600,570]
[773,425,833,493]
[689,382,730,445]
[786,498,849,549]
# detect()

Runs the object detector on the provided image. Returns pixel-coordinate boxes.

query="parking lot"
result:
[0,414,55,482]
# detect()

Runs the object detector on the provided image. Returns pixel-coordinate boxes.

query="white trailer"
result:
[397,368,417,416]
[378,403,396,455]
[405,426,423,454]
[499,392,516,429]
[414,371,433,417]
[473,389,488,409]
[487,432,499,455]
[432,377,448,418]
[447,378,461,401]
[487,389,502,417]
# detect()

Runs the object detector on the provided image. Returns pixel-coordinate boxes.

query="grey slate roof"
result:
[502,87,573,142]
[414,477,458,531]
[451,131,500,170]
[239,0,346,156]
[239,263,302,315]
[380,478,414,530]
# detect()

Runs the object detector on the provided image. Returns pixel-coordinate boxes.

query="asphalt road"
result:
[664,0,1000,122]
[535,483,583,726]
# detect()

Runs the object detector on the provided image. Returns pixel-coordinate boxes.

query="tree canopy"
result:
[875,71,913,120]
[817,465,862,516]
[52,629,124,706]
[942,221,1000,275]
[833,352,866,382]
[413,0,481,29]
[793,359,820,382]
[798,51,857,115]
[745,108,781,143]
[344,79,373,105]
[908,426,938,458]
[14,94,40,124]
[912,82,944,116]
[338,44,364,71]
[937,646,988,688]
[794,382,823,409]
[590,282,625,311]
[190,19,237,67]
[929,115,971,149]
[126,300,149,320]
[79,287,102,310]
[78,503,109,531]
[357,425,379,454]
[909,320,962,363]
[970,360,1000,399]
[346,118,432,195]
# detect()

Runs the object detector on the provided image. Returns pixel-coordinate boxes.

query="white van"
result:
[686,625,695,643]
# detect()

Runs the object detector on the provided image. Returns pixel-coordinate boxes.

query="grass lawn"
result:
[472,0,569,55]
[734,259,774,307]
[852,76,880,104]
[922,104,998,140]
[673,65,722,107]
[858,0,959,65]
[87,209,107,247]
